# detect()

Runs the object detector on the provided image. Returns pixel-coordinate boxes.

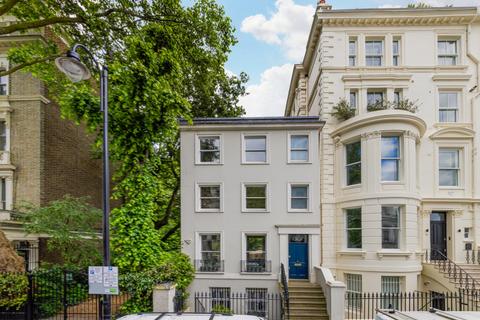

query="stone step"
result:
[289,295,326,301]
[291,299,327,305]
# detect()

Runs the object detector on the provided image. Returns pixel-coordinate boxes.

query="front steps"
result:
[287,281,329,320]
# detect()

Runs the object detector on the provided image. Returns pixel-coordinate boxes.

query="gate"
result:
[0,269,129,320]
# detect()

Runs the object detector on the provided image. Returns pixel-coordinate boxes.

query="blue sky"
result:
[214,0,479,116]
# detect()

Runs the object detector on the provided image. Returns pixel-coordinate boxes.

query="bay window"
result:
[382,206,401,249]
[346,141,361,186]
[381,136,401,182]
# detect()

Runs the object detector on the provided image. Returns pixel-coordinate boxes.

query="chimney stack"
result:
[317,0,332,11]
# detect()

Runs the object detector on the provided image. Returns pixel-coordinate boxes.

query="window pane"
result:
[392,41,399,55]
[346,142,361,164]
[346,208,361,228]
[291,150,308,161]
[349,41,356,55]
[201,151,220,163]
[348,230,362,249]
[201,234,220,251]
[291,198,308,209]
[439,110,457,122]
[291,135,308,149]
[246,186,266,197]
[201,198,220,209]
[200,137,219,150]
[291,186,308,197]
[367,92,383,105]
[382,229,400,248]
[381,137,400,158]
[382,207,400,228]
[439,150,459,168]
[439,169,458,186]
[247,235,266,252]
[347,163,361,185]
[245,151,266,162]
[366,57,382,66]
[246,199,266,209]
[350,92,357,109]
[245,136,266,150]
[200,186,220,198]
[349,57,356,66]
[366,41,382,55]
[381,160,399,181]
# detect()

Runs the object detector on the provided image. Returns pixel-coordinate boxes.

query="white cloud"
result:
[240,64,293,116]
[240,0,315,61]
[378,4,402,8]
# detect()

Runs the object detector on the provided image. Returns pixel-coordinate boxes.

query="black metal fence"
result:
[194,291,283,319]
[345,290,480,320]
[0,269,130,320]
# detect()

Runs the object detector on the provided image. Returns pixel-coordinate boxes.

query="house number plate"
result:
[294,262,303,267]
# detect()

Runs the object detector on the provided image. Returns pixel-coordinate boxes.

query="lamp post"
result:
[55,44,111,320]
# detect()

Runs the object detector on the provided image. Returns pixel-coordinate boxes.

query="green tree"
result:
[21,196,102,267]
[1,0,247,275]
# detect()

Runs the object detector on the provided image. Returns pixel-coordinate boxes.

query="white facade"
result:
[285,4,480,293]
[180,118,323,297]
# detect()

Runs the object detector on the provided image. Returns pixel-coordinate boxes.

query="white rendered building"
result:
[180,117,323,297]
[285,3,480,294]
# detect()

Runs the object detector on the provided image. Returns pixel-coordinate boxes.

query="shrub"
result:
[0,273,28,309]
[119,252,194,314]
[212,305,232,314]
[331,99,356,121]
[393,99,419,113]
[367,100,389,112]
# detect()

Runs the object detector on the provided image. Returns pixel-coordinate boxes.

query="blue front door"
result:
[288,234,309,279]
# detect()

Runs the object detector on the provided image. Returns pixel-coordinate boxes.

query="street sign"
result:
[88,266,119,295]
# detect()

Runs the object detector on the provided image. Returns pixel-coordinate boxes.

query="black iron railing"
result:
[345,290,480,320]
[280,263,289,320]
[194,259,224,273]
[193,291,282,319]
[465,249,480,264]
[424,249,480,291]
[240,260,271,273]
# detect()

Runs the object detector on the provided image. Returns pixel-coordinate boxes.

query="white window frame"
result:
[0,57,8,96]
[345,207,362,249]
[438,90,460,123]
[246,288,268,316]
[195,134,223,165]
[365,38,384,67]
[348,37,357,67]
[195,182,223,213]
[242,133,269,164]
[196,232,224,273]
[349,90,358,111]
[438,148,462,188]
[287,182,312,213]
[367,90,386,108]
[392,38,401,66]
[437,37,460,66]
[381,206,402,250]
[345,140,362,187]
[345,273,362,309]
[381,135,402,183]
[242,183,269,213]
[287,132,311,163]
[241,231,270,273]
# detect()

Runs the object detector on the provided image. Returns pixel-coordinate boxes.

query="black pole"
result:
[100,65,111,320]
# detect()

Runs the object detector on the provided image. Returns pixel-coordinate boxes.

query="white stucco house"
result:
[285,1,480,297]
[180,2,480,319]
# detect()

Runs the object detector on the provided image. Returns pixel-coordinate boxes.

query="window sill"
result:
[438,187,464,190]
[194,162,223,166]
[242,210,270,214]
[337,250,366,258]
[343,184,362,190]
[195,271,224,275]
[377,250,412,259]
[240,272,272,275]
[195,210,223,214]
[287,210,312,214]
[287,161,312,165]
[241,162,270,165]
[381,181,404,185]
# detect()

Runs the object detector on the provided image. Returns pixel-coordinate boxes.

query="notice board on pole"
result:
[88,266,119,295]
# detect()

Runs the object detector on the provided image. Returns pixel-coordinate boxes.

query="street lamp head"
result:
[55,50,91,83]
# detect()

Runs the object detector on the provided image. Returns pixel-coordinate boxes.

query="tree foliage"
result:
[21,196,102,267]
[2,0,247,277]
[407,3,432,8]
